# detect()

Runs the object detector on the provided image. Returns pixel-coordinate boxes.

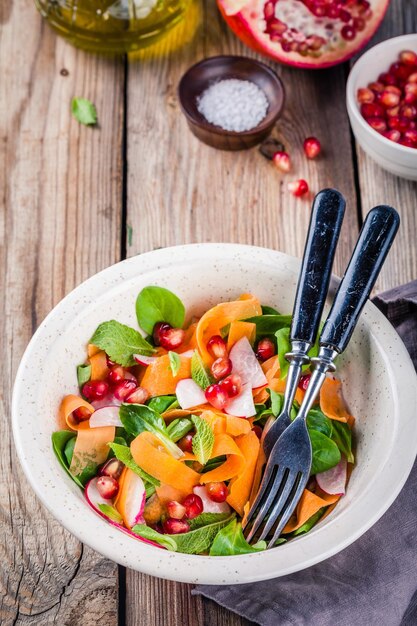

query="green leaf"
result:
[275,327,291,379]
[131,524,177,551]
[200,455,227,473]
[51,431,85,489]
[173,514,235,554]
[309,430,341,475]
[135,286,185,335]
[77,364,91,387]
[90,320,154,367]
[166,418,193,442]
[168,351,181,377]
[147,395,179,413]
[269,388,283,417]
[191,350,213,390]
[331,420,354,463]
[64,436,76,466]
[191,415,214,465]
[261,305,281,315]
[71,97,97,126]
[98,503,123,524]
[108,442,160,486]
[119,403,183,459]
[307,409,333,438]
[291,507,326,537]
[209,518,267,556]
[245,315,292,337]
[188,512,231,530]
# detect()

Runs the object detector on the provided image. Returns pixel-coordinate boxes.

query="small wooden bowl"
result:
[178,55,285,151]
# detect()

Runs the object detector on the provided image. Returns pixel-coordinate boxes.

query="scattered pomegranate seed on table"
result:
[183,493,204,519]
[256,337,276,361]
[206,482,228,503]
[273,151,291,172]
[163,518,190,534]
[288,179,309,197]
[211,356,233,380]
[96,475,119,499]
[303,137,321,159]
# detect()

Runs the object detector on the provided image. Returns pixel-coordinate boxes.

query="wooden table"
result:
[1,1,416,624]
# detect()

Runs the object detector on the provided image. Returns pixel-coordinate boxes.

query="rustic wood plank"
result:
[124,0,360,624]
[354,0,417,292]
[0,2,124,624]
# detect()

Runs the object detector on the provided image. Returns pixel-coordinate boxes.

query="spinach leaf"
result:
[131,524,177,551]
[209,518,266,556]
[189,512,231,530]
[269,388,283,417]
[64,436,76,466]
[191,415,214,465]
[191,350,213,390]
[71,97,97,126]
[77,363,91,387]
[307,409,333,438]
[98,504,123,524]
[52,431,85,489]
[135,286,185,335]
[119,403,183,459]
[331,420,354,463]
[166,418,193,442]
[173,514,235,554]
[200,455,227,473]
[245,314,292,337]
[90,320,154,367]
[147,395,178,414]
[309,430,341,475]
[261,305,281,315]
[275,327,291,379]
[108,442,160,487]
[168,351,181,377]
[291,507,326,537]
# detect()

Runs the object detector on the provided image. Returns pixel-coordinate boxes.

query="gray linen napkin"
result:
[194,280,417,626]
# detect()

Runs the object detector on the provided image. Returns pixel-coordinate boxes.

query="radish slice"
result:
[225,384,256,418]
[124,371,137,383]
[89,406,123,428]
[193,485,232,514]
[176,378,206,409]
[229,337,267,389]
[179,349,194,358]
[117,469,147,527]
[133,354,158,366]
[316,456,347,495]
[91,394,121,409]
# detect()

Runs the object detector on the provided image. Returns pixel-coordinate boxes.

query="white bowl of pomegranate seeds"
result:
[347,34,417,180]
[12,245,417,583]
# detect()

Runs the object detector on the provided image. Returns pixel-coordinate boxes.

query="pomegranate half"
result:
[217,0,390,69]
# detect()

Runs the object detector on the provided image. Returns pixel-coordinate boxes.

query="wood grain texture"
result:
[354,0,417,292]
[0,1,124,624]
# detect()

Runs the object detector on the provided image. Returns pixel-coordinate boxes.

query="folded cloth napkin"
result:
[194,280,417,626]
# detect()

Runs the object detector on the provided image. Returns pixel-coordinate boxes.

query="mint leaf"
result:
[90,320,154,367]
[188,512,231,530]
[191,350,213,390]
[136,286,185,335]
[210,518,266,555]
[98,503,123,524]
[191,415,214,465]
[108,442,160,487]
[77,363,91,387]
[131,524,177,551]
[166,418,193,442]
[168,351,181,377]
[71,97,97,126]
[275,327,291,379]
[174,514,235,554]
[119,403,183,459]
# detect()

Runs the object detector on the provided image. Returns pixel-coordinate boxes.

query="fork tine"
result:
[255,469,299,543]
[243,460,279,528]
[267,473,308,548]
[245,465,286,543]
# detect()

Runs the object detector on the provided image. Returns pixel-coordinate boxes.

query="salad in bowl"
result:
[54,285,354,556]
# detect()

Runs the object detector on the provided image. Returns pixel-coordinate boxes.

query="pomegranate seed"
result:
[404,129,417,144]
[219,374,242,398]
[166,500,187,520]
[408,73,417,84]
[388,116,409,132]
[357,88,374,103]
[341,25,356,41]
[99,458,124,480]
[360,102,384,118]
[382,129,401,143]
[405,83,417,96]
[183,493,204,519]
[385,85,402,95]
[73,406,92,422]
[288,179,309,197]
[256,338,276,361]
[400,50,417,66]
[125,386,149,404]
[106,355,116,367]
[211,356,233,381]
[303,137,321,159]
[367,117,387,133]
[206,335,227,359]
[399,137,415,148]
[353,17,365,31]
[400,104,417,119]
[380,90,400,107]
[108,365,125,384]
[386,106,400,118]
[378,72,397,86]
[298,374,311,391]
[253,424,263,439]
[154,323,185,350]
[113,379,137,401]
[153,321,170,346]
[272,151,291,172]
[82,380,109,401]
[404,92,417,105]
[368,81,385,94]
[163,518,190,534]
[96,476,119,499]
[339,9,351,22]
[205,384,229,410]
[206,482,228,503]
[178,433,194,452]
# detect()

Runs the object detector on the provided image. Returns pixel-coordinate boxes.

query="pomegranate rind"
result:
[316,456,347,495]
[217,0,390,69]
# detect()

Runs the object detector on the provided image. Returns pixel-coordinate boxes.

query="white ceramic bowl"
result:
[13,244,417,584]
[347,34,417,180]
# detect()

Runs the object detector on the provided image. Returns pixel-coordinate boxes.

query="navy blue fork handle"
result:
[320,205,400,354]
[290,188,346,345]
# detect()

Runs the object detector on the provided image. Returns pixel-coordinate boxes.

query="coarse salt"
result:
[197,78,269,132]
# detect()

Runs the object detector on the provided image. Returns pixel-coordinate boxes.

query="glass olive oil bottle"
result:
[34,0,191,53]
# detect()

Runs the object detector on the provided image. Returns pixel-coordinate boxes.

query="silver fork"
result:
[244,204,400,547]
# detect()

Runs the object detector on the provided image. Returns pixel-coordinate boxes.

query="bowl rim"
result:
[178,55,285,137]
[346,33,417,155]
[12,243,417,584]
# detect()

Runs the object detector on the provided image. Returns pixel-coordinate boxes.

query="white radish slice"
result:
[179,349,194,358]
[229,337,267,389]
[118,471,147,527]
[91,394,121,409]
[89,406,123,428]
[124,371,137,383]
[225,384,256,418]
[316,456,347,495]
[176,378,206,409]
[193,485,232,515]
[133,354,158,366]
